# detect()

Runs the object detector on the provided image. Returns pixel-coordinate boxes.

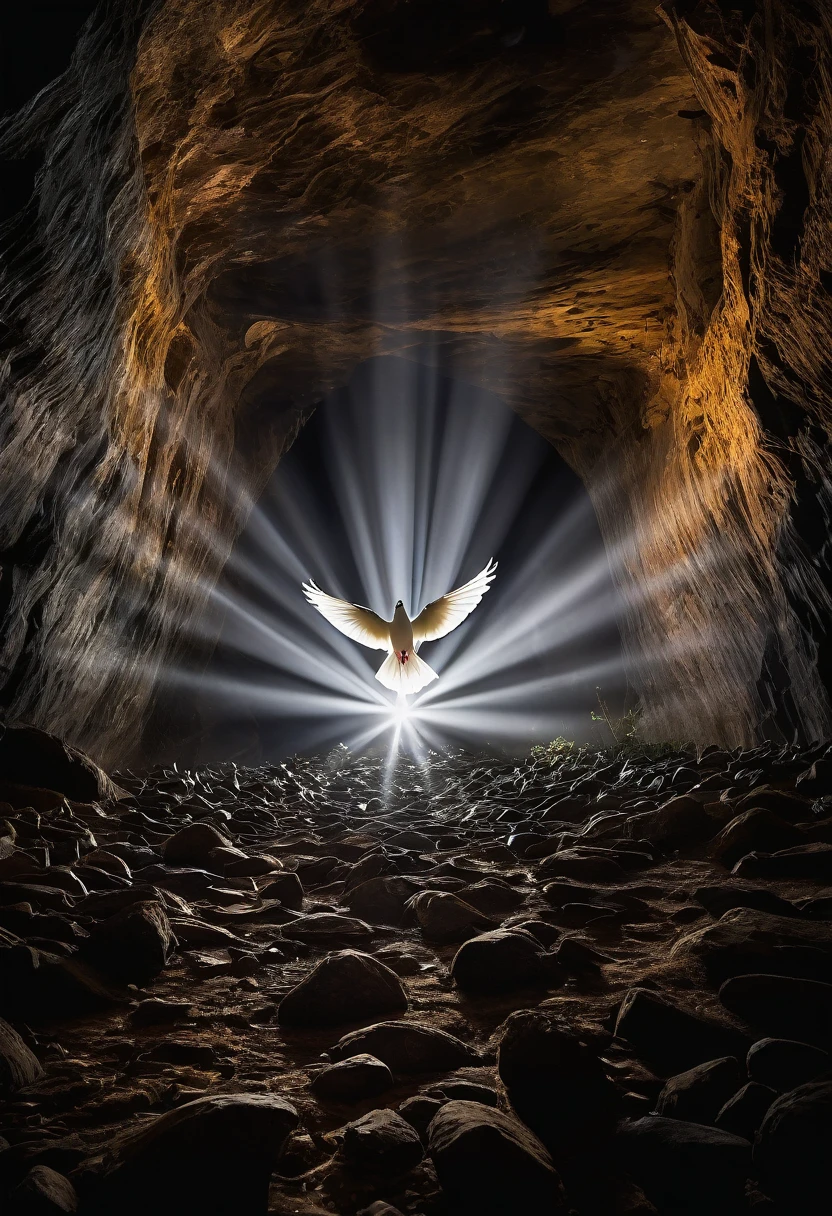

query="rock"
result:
[754,1081,832,1214]
[427,1100,568,1215]
[222,854,281,877]
[710,810,802,867]
[537,849,626,883]
[0,1015,43,1095]
[9,1165,78,1213]
[343,877,415,925]
[386,830,437,851]
[670,907,832,984]
[655,1056,741,1124]
[719,973,832,1046]
[733,786,812,821]
[328,1021,480,1072]
[0,725,121,803]
[161,823,232,868]
[277,950,407,1027]
[616,1117,751,1214]
[556,936,614,971]
[79,1093,298,1215]
[497,1009,620,1152]
[746,1037,831,1091]
[128,998,193,1027]
[624,796,712,846]
[450,928,552,993]
[615,987,747,1073]
[693,884,798,919]
[457,879,525,915]
[733,843,832,881]
[0,942,126,1021]
[81,900,174,984]
[795,758,832,796]
[311,1054,393,1102]
[428,1080,499,1107]
[397,1095,444,1137]
[356,1205,407,1216]
[334,1109,423,1175]
[714,1082,777,1140]
[405,890,493,941]
[259,871,304,909]
[280,912,373,944]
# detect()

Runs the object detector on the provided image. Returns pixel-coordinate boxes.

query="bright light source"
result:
[391,696,411,725]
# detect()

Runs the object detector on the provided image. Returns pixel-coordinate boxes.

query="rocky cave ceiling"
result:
[1,0,832,765]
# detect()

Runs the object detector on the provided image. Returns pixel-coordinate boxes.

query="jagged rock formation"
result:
[1,0,832,762]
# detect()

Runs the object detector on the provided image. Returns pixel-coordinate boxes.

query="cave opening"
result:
[147,355,626,765]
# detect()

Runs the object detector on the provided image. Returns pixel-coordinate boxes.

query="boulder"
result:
[746,1037,831,1092]
[280,912,373,945]
[81,901,174,984]
[336,1109,423,1175]
[344,877,416,925]
[78,1094,298,1215]
[795,759,832,796]
[9,1164,78,1213]
[537,849,626,883]
[328,1021,480,1073]
[398,1095,444,1137]
[427,1100,568,1215]
[161,823,232,868]
[755,1081,832,1214]
[655,1056,741,1124]
[733,843,832,882]
[0,942,126,1021]
[259,871,304,910]
[614,987,747,1073]
[670,907,832,984]
[457,879,525,915]
[693,885,798,919]
[0,1015,43,1095]
[405,891,493,941]
[277,950,407,1027]
[616,1116,751,1214]
[0,724,121,803]
[450,929,552,993]
[719,973,832,1046]
[710,810,801,867]
[714,1082,777,1140]
[623,796,712,847]
[311,1054,393,1103]
[497,1009,620,1152]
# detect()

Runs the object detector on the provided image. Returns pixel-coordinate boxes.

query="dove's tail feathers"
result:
[375,650,438,694]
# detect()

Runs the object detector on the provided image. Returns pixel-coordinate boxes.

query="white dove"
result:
[302,559,497,694]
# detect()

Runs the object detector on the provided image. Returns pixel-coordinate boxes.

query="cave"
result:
[2,2,832,1214]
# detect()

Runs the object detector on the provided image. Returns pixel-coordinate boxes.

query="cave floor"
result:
[2,742,832,1213]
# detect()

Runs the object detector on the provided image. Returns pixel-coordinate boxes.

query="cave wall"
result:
[1,0,831,764]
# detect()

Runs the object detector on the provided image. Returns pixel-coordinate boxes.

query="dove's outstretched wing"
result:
[411,559,498,644]
[302,581,391,650]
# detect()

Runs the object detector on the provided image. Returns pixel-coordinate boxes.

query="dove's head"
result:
[396,600,403,607]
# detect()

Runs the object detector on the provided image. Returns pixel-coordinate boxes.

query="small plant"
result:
[530,736,586,764]
[532,689,690,766]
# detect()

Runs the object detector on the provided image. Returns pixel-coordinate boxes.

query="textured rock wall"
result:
[0,0,831,762]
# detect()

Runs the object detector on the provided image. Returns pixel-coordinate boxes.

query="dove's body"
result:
[302,559,497,695]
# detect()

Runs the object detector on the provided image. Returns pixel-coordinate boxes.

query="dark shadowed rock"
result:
[311,1054,393,1103]
[733,843,832,882]
[161,823,232,868]
[497,1009,620,1152]
[746,1037,831,1092]
[0,942,126,1021]
[615,987,747,1073]
[78,1093,298,1215]
[343,877,416,925]
[397,1095,444,1137]
[428,1080,500,1107]
[0,1015,43,1095]
[710,810,801,867]
[719,973,832,1046]
[259,870,304,910]
[328,1021,479,1072]
[0,725,122,803]
[715,1082,777,1140]
[624,796,712,846]
[450,928,552,993]
[427,1100,568,1216]
[537,849,626,883]
[405,890,493,941]
[655,1056,741,1124]
[616,1116,751,1214]
[9,1164,78,1214]
[128,998,194,1027]
[280,912,374,945]
[754,1081,832,1214]
[336,1109,423,1175]
[693,884,798,919]
[278,950,407,1027]
[457,879,526,915]
[670,907,832,983]
[795,759,832,796]
[81,900,174,984]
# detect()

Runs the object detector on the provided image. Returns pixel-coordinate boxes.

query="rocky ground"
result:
[1,726,832,1214]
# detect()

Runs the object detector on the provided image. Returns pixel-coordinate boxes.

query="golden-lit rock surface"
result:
[1,0,832,759]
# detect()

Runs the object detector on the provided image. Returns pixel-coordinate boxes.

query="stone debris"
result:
[2,736,832,1212]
